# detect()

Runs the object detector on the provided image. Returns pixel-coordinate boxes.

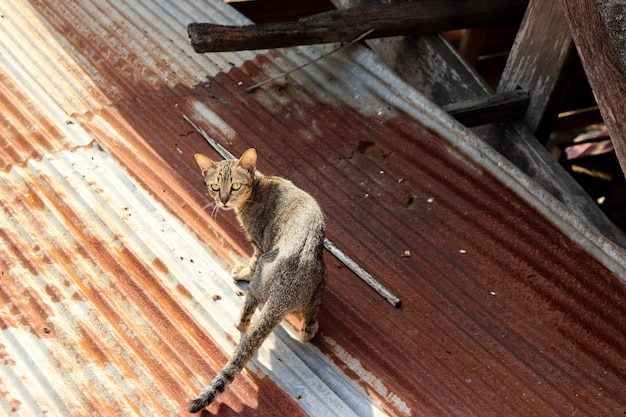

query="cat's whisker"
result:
[211,205,220,219]
[201,201,222,220]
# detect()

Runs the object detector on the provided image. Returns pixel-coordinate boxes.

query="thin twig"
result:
[323,238,401,308]
[183,115,233,160]
[245,28,374,93]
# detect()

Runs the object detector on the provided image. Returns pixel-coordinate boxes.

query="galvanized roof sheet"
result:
[1,1,625,417]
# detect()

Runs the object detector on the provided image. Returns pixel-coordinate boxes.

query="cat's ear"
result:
[194,153,216,175]
[238,148,257,172]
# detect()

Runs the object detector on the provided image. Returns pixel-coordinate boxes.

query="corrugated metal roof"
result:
[1,1,625,417]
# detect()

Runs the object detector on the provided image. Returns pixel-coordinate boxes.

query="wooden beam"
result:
[188,0,528,53]
[558,0,626,177]
[497,0,575,143]
[442,90,530,127]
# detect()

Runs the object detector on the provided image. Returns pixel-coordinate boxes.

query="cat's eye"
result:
[210,184,220,192]
[231,182,242,191]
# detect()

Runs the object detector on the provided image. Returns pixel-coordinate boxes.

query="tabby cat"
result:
[189,148,326,413]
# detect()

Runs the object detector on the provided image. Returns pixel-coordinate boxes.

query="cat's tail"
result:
[188,307,284,413]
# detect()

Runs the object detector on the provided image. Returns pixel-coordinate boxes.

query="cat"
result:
[189,148,326,413]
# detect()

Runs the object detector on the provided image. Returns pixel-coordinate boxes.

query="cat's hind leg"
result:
[298,317,319,342]
[236,292,259,332]
[236,283,261,332]
[298,281,324,342]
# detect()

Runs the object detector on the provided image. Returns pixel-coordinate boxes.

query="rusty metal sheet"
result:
[1,0,625,416]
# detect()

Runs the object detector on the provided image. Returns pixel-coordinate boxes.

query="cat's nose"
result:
[220,196,229,205]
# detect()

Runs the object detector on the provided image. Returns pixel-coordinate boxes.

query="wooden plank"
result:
[188,0,528,52]
[497,0,575,143]
[558,0,626,177]
[442,90,530,127]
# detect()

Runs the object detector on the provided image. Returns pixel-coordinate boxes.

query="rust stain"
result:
[71,290,85,302]
[0,345,13,367]
[10,398,21,413]
[45,283,63,303]
[151,257,169,275]
[176,284,192,299]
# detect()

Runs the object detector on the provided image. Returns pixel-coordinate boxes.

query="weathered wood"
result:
[497,0,575,143]
[442,90,530,127]
[596,0,626,71]
[188,0,528,53]
[558,0,626,177]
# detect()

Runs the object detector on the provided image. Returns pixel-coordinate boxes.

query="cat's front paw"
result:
[236,316,251,332]
[232,264,253,282]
